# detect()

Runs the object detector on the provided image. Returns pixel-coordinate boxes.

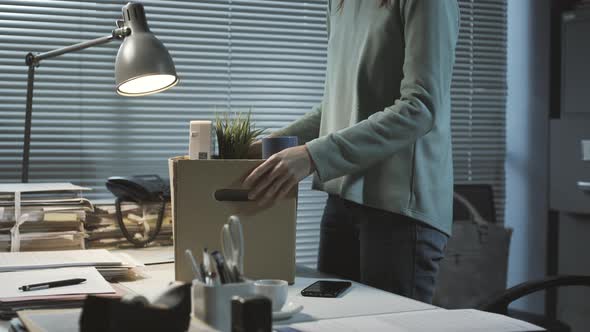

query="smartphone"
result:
[300,280,352,298]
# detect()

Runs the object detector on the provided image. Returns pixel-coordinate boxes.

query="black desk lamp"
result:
[21,2,179,182]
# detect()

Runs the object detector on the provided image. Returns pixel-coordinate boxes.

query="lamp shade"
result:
[115,2,178,96]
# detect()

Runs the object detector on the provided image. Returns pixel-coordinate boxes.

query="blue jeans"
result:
[317,195,448,303]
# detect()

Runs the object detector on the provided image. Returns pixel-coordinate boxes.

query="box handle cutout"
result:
[214,189,251,201]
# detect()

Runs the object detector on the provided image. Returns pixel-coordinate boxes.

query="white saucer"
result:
[272,301,304,321]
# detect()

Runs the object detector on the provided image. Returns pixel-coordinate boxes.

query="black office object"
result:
[19,278,86,292]
[560,7,590,116]
[300,280,352,298]
[231,296,272,332]
[79,282,190,332]
[210,250,231,284]
[105,174,170,247]
[545,3,590,328]
[106,175,170,203]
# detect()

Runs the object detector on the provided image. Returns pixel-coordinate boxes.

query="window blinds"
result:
[0,0,506,266]
[453,0,507,222]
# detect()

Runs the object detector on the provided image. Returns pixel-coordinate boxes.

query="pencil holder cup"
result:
[192,280,255,332]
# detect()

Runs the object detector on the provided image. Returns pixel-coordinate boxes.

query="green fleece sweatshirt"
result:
[274,0,459,235]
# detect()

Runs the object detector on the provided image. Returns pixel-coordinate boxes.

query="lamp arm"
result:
[26,27,130,67]
[21,26,130,182]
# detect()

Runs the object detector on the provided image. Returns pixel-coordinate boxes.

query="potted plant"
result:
[214,110,264,159]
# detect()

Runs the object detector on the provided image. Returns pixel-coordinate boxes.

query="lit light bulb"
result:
[117,74,178,96]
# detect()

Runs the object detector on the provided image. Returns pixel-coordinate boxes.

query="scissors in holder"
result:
[221,215,244,282]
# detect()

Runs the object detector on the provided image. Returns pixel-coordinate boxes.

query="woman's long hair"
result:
[337,0,391,11]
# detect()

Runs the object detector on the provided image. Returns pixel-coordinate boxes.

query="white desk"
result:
[114,247,436,325]
[117,263,436,325]
[0,248,543,331]
[277,276,436,325]
[0,247,434,331]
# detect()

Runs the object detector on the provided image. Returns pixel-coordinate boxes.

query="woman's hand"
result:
[243,145,315,206]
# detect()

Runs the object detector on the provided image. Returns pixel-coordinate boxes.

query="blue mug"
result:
[262,136,298,159]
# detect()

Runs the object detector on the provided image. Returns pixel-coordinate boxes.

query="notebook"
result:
[0,267,114,299]
[0,249,122,272]
[0,267,122,320]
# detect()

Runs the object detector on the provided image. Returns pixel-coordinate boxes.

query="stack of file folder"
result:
[85,202,172,249]
[0,249,143,280]
[0,183,93,252]
[0,249,143,319]
[0,267,123,320]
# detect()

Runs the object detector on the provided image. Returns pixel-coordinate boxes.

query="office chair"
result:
[478,275,590,332]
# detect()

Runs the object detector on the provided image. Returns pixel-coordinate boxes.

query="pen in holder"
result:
[192,279,254,332]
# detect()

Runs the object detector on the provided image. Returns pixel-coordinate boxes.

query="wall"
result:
[505,0,550,313]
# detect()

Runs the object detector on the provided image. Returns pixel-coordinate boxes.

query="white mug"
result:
[254,279,288,312]
[192,280,255,332]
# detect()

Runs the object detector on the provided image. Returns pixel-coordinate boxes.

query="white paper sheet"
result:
[0,249,123,272]
[280,309,544,332]
[113,246,174,265]
[0,183,90,193]
[0,267,114,299]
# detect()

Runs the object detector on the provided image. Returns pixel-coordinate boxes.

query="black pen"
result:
[18,278,86,292]
[210,250,229,284]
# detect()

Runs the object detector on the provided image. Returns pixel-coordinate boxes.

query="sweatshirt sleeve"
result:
[306,0,459,182]
[272,103,322,145]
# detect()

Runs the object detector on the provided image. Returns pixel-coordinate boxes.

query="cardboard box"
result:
[169,157,297,283]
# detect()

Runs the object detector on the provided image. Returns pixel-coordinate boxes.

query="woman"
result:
[244,0,459,304]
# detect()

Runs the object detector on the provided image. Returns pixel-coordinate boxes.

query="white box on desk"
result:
[168,157,297,284]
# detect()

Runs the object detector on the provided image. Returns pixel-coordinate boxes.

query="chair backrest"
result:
[453,184,497,224]
[478,274,590,332]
